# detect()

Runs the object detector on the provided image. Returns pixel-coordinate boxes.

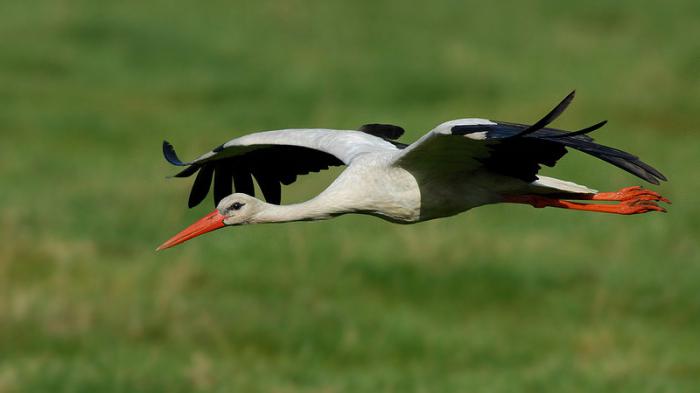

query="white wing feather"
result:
[391,119,497,175]
[193,129,398,165]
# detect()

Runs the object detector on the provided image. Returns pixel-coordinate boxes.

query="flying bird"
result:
[157,92,669,250]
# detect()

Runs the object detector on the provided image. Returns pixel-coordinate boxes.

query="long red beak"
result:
[157,210,226,251]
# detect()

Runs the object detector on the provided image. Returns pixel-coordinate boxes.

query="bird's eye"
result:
[231,202,244,210]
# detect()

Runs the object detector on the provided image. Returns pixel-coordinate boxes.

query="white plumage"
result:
[157,92,669,250]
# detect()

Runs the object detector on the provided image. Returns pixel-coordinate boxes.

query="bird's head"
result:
[218,193,265,225]
[157,193,264,250]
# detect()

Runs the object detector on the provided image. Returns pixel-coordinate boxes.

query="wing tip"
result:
[511,90,577,138]
[163,140,187,166]
[598,154,668,185]
[639,162,668,183]
[548,120,608,139]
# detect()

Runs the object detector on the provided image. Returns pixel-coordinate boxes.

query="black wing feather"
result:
[510,91,576,138]
[213,163,233,206]
[450,92,666,184]
[188,165,214,208]
[252,170,281,205]
[232,168,255,197]
[548,120,607,138]
[164,142,344,208]
[359,124,405,140]
[173,165,200,178]
[163,141,188,166]
[359,124,409,149]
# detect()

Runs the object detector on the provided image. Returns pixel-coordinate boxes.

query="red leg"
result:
[504,190,668,215]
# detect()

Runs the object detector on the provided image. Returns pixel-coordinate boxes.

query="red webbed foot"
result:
[589,186,671,204]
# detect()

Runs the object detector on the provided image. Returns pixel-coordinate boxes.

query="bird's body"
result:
[158,92,669,250]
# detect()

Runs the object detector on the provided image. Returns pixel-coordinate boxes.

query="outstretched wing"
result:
[393,91,667,185]
[164,129,398,208]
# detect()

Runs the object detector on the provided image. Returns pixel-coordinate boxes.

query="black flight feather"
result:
[188,165,214,208]
[547,120,607,138]
[252,170,281,205]
[163,141,188,166]
[163,141,346,208]
[447,97,665,184]
[510,91,576,138]
[279,172,298,185]
[451,125,490,135]
[213,164,233,206]
[232,169,255,197]
[173,165,200,178]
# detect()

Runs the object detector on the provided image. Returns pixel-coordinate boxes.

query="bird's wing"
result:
[392,92,666,185]
[163,129,398,208]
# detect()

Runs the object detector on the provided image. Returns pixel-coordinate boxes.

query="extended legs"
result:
[504,186,670,215]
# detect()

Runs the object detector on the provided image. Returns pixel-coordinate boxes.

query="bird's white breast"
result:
[320,154,422,223]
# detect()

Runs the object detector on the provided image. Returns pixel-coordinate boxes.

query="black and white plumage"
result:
[158,92,669,250]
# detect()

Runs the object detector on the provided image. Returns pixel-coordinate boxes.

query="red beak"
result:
[157,210,226,251]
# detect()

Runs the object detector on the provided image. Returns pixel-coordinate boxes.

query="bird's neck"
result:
[250,195,351,224]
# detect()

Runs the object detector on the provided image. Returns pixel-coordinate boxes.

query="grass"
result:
[1,0,699,391]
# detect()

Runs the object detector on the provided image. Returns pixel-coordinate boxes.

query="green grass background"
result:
[1,0,699,391]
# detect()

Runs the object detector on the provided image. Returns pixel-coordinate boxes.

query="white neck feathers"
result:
[250,195,349,224]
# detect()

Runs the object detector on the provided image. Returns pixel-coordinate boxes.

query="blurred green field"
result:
[1,0,699,391]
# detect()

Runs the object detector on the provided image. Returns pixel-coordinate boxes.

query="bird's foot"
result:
[614,198,667,214]
[504,191,669,215]
[588,186,671,204]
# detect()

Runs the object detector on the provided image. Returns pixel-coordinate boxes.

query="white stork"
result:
[157,92,669,250]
